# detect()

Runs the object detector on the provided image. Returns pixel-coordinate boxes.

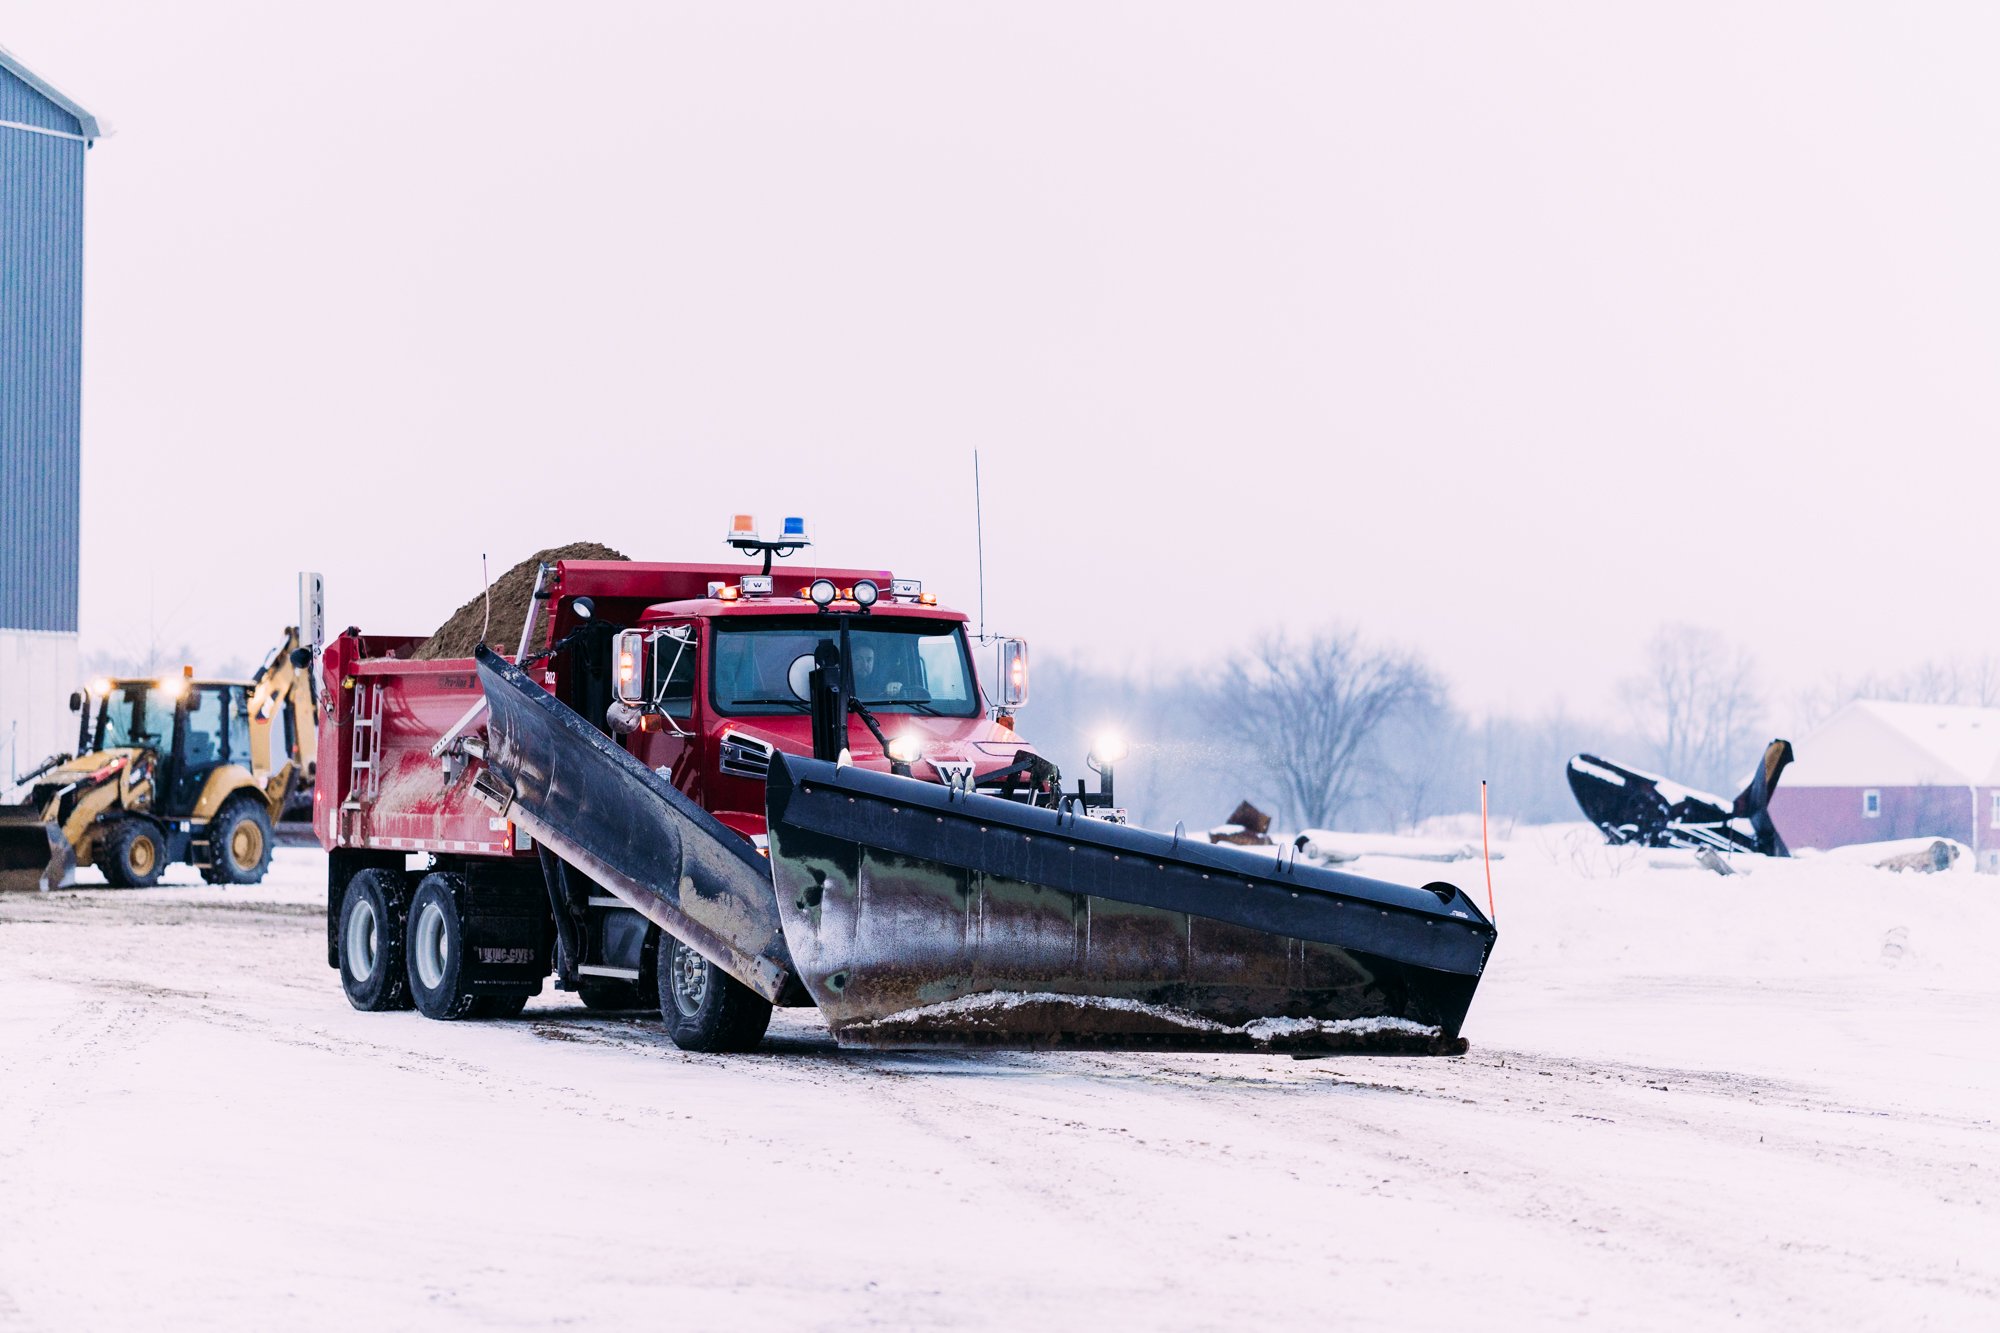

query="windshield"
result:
[712,617,980,717]
[95,685,167,750]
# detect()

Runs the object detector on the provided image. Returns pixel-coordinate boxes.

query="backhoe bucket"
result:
[473,648,796,1001]
[766,754,1497,1054]
[0,803,73,892]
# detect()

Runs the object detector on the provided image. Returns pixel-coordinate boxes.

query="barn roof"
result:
[1785,700,2000,788]
[0,42,104,141]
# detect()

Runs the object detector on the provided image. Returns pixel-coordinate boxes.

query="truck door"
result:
[634,621,701,790]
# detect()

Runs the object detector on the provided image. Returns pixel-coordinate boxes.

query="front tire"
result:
[206,795,273,885]
[97,820,165,888]
[339,869,412,1011]
[656,934,771,1052]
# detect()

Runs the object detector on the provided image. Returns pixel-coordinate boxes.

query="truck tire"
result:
[471,990,534,1019]
[656,934,771,1052]
[405,874,483,1020]
[97,820,165,888]
[204,795,273,885]
[339,869,413,1012]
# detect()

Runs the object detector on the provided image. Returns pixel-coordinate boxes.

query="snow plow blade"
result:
[765,754,1497,1054]
[0,804,72,892]
[472,648,795,1001]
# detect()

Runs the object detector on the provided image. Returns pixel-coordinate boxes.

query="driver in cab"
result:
[850,643,903,700]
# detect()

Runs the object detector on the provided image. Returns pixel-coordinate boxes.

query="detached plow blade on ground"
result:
[765,755,1496,1054]
[0,804,72,892]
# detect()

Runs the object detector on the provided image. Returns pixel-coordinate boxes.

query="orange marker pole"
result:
[1480,779,1497,922]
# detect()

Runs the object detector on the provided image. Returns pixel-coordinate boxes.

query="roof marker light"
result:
[717,585,741,601]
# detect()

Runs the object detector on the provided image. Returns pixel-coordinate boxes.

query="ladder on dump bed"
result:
[345,682,383,806]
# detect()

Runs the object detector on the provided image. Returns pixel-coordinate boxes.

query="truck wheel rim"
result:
[346,898,378,980]
[230,821,263,866]
[669,940,709,1017]
[130,837,156,876]
[414,900,448,990]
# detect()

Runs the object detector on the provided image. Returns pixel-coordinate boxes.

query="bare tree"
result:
[1792,653,2000,732]
[1214,628,1440,830]
[1621,624,1763,790]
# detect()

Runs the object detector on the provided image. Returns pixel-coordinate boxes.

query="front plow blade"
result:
[766,755,1497,1054]
[0,804,72,892]
[474,648,795,1001]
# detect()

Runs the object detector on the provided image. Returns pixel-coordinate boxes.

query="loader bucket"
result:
[765,754,1497,1054]
[473,648,797,1000]
[0,803,74,892]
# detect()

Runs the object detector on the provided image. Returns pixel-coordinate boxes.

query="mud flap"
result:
[766,754,1497,1054]
[473,647,795,1002]
[0,806,73,893]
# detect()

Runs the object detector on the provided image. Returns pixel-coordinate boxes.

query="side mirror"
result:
[996,638,1029,708]
[68,691,84,712]
[613,629,646,705]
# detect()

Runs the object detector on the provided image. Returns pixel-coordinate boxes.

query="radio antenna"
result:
[974,450,987,641]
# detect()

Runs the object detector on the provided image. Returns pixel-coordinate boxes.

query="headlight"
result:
[887,733,923,764]
[852,579,879,608]
[808,578,838,608]
[1091,732,1128,765]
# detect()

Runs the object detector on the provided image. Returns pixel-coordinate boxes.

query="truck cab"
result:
[595,580,1044,846]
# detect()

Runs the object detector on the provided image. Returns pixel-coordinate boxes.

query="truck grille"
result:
[719,731,775,780]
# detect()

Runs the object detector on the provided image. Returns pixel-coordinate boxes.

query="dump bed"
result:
[313,634,526,857]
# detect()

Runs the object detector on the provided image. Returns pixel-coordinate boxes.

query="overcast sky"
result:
[10,2,1998,723]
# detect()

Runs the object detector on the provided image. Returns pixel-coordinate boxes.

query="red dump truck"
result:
[315,522,1496,1054]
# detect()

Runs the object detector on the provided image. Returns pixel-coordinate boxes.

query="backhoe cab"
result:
[0,628,319,891]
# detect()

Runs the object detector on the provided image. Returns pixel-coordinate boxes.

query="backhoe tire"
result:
[206,796,274,885]
[96,820,165,889]
[339,870,413,1012]
[656,934,771,1053]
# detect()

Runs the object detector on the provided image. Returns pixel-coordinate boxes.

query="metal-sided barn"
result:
[0,44,99,780]
[1769,700,2000,872]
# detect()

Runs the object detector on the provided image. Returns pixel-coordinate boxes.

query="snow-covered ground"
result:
[1,833,1994,1331]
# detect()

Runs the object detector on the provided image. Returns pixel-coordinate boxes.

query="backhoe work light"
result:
[852,579,880,608]
[88,678,112,698]
[1091,732,1129,766]
[808,579,838,608]
[156,676,187,701]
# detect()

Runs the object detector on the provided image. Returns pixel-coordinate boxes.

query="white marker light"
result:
[887,733,923,765]
[1091,732,1128,765]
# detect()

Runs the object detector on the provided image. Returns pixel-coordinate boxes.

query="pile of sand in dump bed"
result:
[410,542,629,660]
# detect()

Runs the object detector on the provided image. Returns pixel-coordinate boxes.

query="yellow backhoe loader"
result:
[0,628,318,891]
